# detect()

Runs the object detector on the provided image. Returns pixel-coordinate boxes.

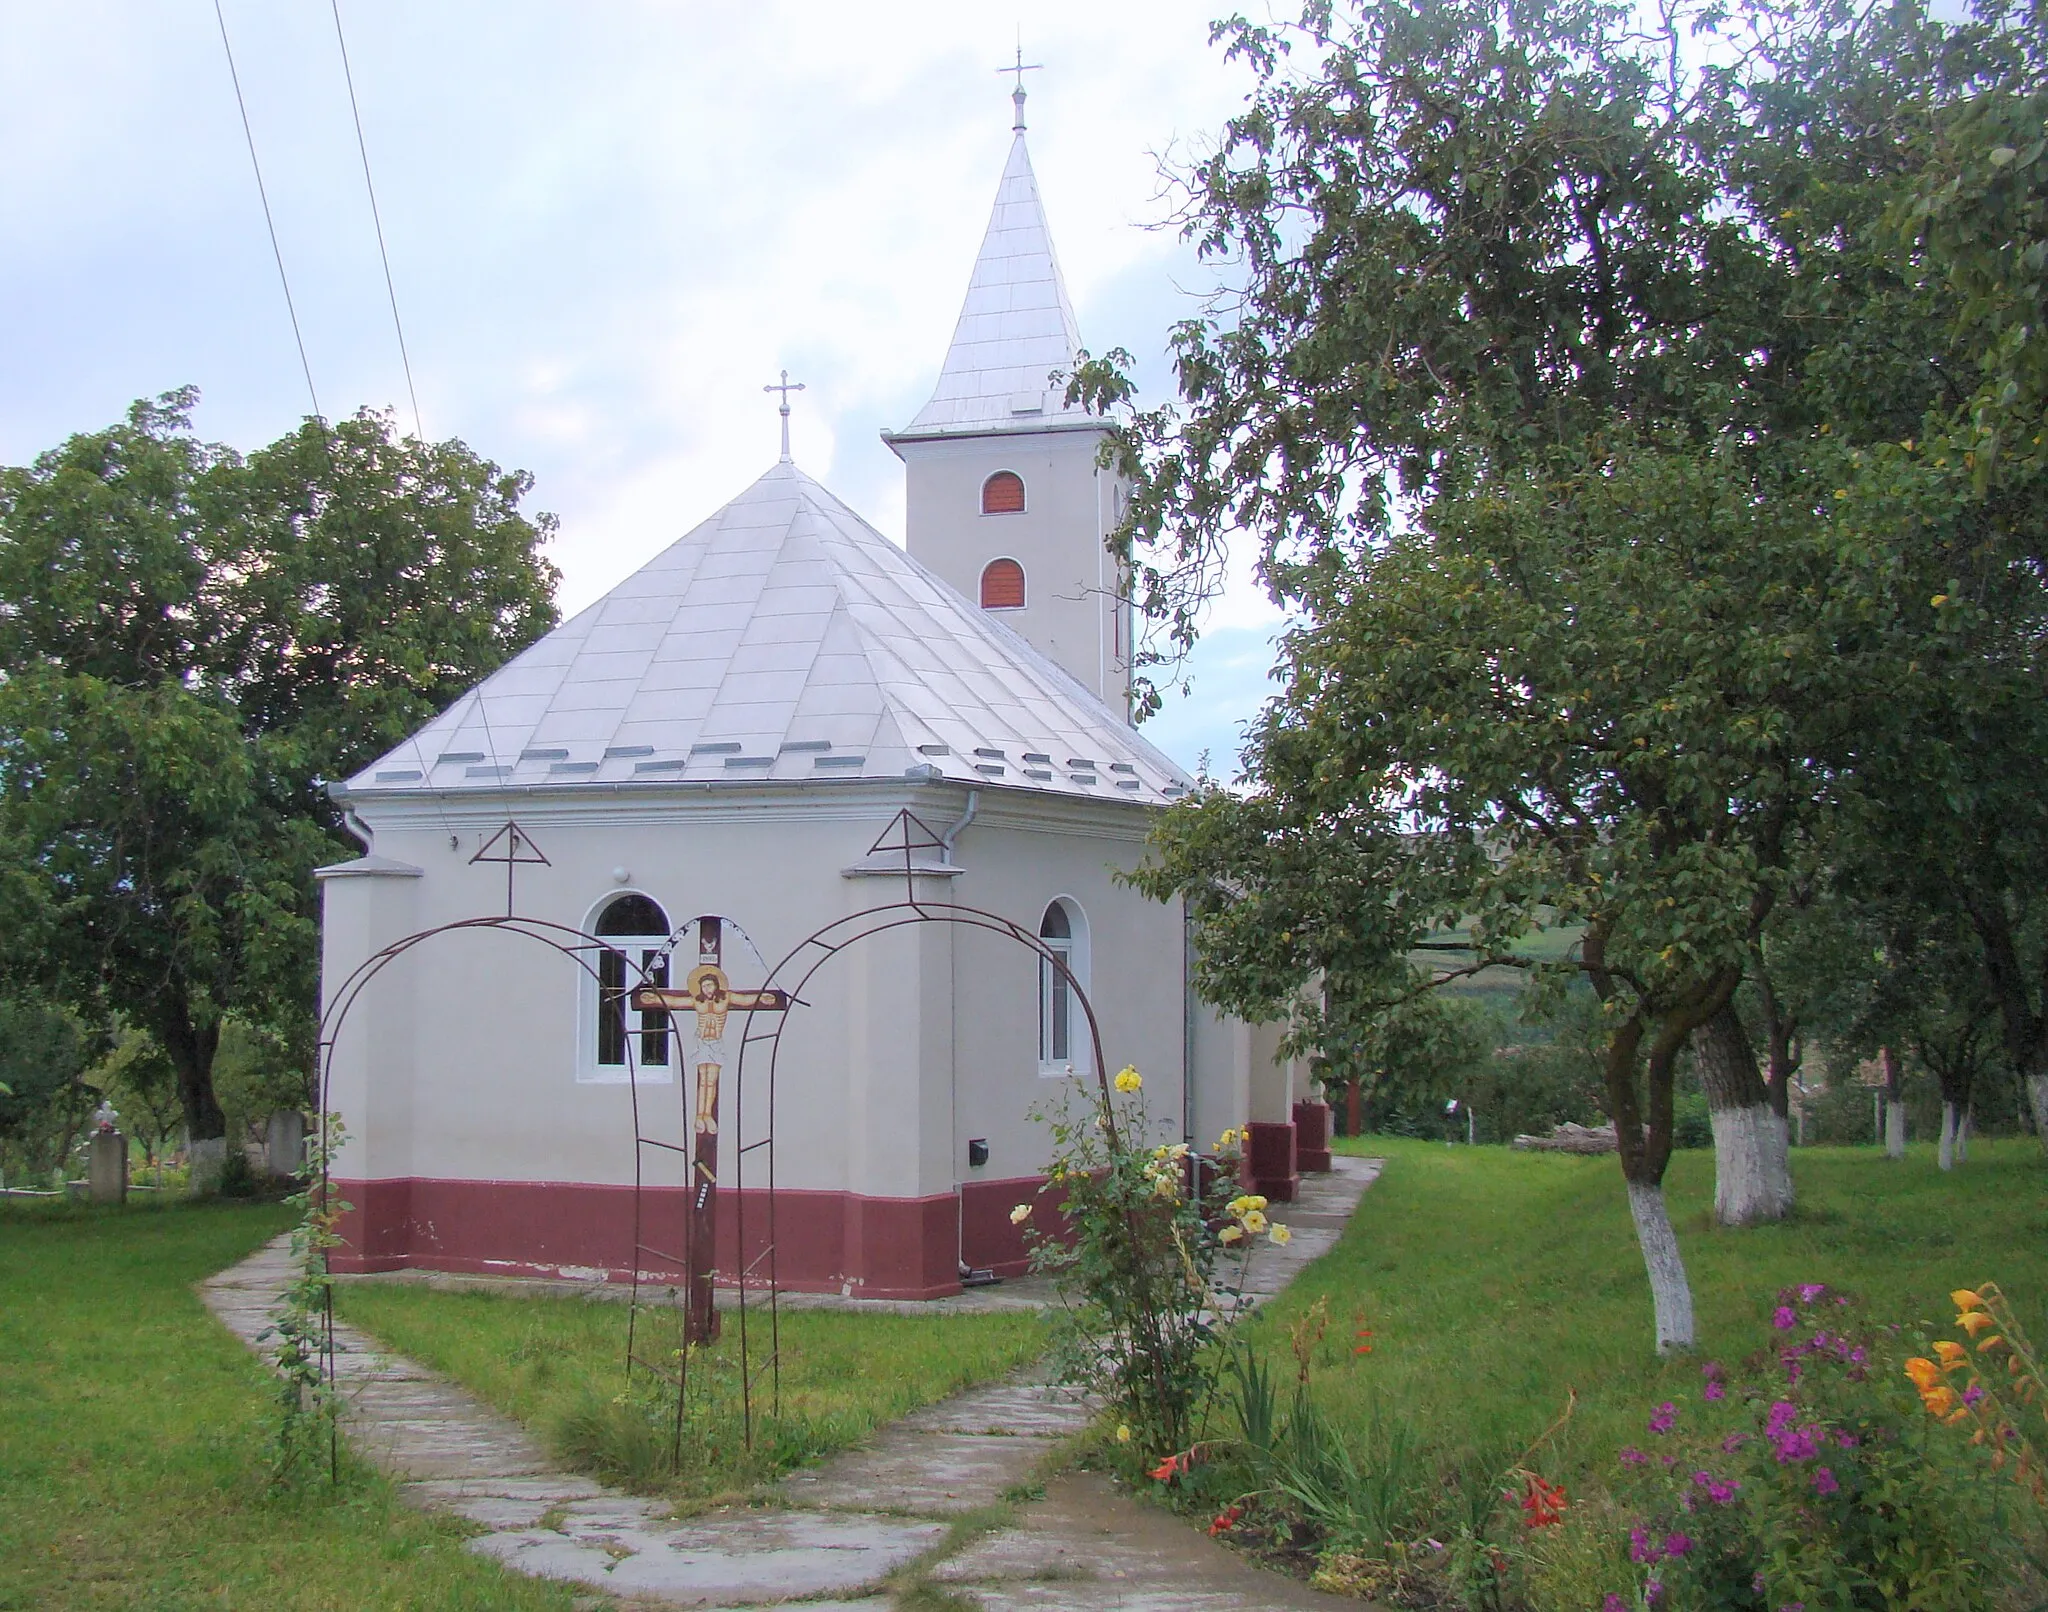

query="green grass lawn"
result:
[0,1199,582,1612]
[330,1282,1046,1504]
[1245,1136,2048,1486]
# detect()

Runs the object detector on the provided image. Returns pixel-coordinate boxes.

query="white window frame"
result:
[1037,896,1091,1077]
[577,892,677,1085]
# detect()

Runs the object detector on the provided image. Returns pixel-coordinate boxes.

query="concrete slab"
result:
[895,1382,1095,1437]
[779,1428,1058,1514]
[472,1508,945,1604]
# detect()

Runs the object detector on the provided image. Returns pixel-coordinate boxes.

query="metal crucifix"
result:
[763,369,805,463]
[632,916,789,1344]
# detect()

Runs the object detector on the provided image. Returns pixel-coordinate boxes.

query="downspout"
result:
[938,788,979,865]
[342,807,374,853]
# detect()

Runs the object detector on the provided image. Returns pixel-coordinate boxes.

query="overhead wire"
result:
[329,0,425,442]
[212,0,322,423]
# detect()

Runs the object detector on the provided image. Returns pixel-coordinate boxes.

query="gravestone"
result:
[87,1129,128,1205]
[265,1111,306,1179]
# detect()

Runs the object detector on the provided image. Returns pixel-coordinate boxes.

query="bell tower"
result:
[883,81,1132,718]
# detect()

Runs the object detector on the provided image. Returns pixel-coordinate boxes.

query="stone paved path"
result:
[200,1156,1382,1608]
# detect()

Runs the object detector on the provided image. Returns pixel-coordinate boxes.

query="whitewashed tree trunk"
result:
[2030,1075,2048,1156]
[1709,1104,1793,1222]
[1628,1180,1696,1354]
[186,1136,227,1197]
[1694,1006,1792,1224]
[1885,1101,1907,1160]
[1939,1102,1958,1171]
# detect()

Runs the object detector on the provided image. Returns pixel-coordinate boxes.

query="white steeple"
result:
[894,122,1091,439]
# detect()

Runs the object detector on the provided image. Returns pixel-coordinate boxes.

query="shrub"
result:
[1525,1284,2034,1611]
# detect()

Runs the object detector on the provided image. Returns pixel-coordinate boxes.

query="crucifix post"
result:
[632,916,788,1344]
[996,44,1042,132]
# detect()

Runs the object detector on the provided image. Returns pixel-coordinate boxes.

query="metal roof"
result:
[342,461,1190,805]
[888,130,1098,440]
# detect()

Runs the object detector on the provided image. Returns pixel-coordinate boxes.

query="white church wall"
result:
[894,429,1129,713]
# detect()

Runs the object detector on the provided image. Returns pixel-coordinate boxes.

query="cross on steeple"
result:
[996,44,1041,132]
[762,369,805,462]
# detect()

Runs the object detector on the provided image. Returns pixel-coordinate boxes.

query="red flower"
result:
[1208,1504,1244,1536]
[1150,1452,1186,1482]
[1521,1475,1568,1528]
[1354,1328,1376,1355]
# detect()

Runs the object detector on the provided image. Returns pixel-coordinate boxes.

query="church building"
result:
[317,86,1319,1300]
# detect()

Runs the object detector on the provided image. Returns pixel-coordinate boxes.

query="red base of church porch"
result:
[329,1175,1047,1301]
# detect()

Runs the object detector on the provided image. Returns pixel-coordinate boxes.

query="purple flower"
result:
[1767,1401,1798,1436]
[1604,1598,1629,1612]
[1649,1401,1678,1435]
[1773,1427,1821,1463]
[1620,1446,1650,1467]
[1849,1346,1867,1365]
[1704,1379,1727,1401]
[1722,1432,1751,1453]
[1663,1531,1694,1558]
[1836,1430,1860,1448]
[1630,1525,1663,1564]
[1703,1361,1723,1379]
[1645,1579,1665,1606]
[1773,1305,1798,1330]
[1964,1384,1986,1408]
[1799,1283,1827,1303]
[1814,1467,1839,1496]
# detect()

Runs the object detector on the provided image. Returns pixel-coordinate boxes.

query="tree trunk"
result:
[1939,1102,1959,1171]
[2030,1073,2048,1155]
[1882,1046,1907,1160]
[157,1001,225,1197]
[1628,1180,1696,1354]
[1957,1107,1971,1163]
[1694,1006,1792,1224]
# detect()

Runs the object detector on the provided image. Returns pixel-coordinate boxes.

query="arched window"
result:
[585,893,673,1080]
[1038,898,1090,1073]
[981,470,1026,515]
[980,558,1026,610]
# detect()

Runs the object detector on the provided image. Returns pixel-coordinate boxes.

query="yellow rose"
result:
[1219,1224,1244,1244]
[1246,1195,1268,1213]
[1116,1424,1131,1443]
[1114,1066,1143,1093]
[1242,1210,1268,1236]
[1009,1203,1032,1225]
[1269,1223,1292,1246]
[1217,1128,1240,1150]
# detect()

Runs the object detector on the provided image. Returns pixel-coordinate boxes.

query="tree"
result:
[0,994,93,1187]
[1087,0,2031,1347]
[0,392,558,1169]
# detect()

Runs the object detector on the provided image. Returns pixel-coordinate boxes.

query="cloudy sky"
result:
[0,1,1289,775]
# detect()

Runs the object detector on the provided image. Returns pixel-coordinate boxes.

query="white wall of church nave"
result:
[321,784,1182,1200]
[894,429,1130,713]
[939,816,1189,1192]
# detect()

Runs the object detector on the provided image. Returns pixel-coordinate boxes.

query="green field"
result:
[0,1199,580,1612]
[1246,1136,2048,1486]
[330,1281,1045,1503]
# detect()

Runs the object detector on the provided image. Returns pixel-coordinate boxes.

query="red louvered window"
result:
[980,558,1026,610]
[981,471,1026,514]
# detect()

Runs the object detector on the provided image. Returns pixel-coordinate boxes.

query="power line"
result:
[212,0,322,422]
[329,0,424,441]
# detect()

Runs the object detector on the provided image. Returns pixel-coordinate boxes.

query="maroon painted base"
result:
[1292,1099,1334,1173]
[1242,1120,1300,1204]
[330,1174,1052,1301]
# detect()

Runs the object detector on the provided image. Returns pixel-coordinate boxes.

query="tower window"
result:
[981,471,1026,515]
[980,558,1027,610]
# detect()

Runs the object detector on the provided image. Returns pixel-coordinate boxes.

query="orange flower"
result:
[1922,1385,1960,1418]
[1933,1341,1967,1369]
[1905,1357,1943,1392]
[1953,1289,1987,1313]
[1960,1310,1997,1339]
[1521,1475,1567,1528]
[1150,1452,1186,1483]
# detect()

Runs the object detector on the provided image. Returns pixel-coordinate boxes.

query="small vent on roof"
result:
[1008,393,1045,415]
[1108,762,1137,775]
[374,769,422,782]
[975,763,1006,777]
[604,745,655,758]
[724,756,773,769]
[815,755,866,769]
[918,744,950,756]
[550,761,600,775]
[780,739,832,752]
[1066,758,1097,771]
[1115,779,1143,790]
[1069,773,1098,785]
[1022,752,1051,764]
[634,759,690,774]
[973,747,1005,759]
[465,765,511,779]
[1024,768,1052,782]
[437,751,485,765]
[691,741,743,755]
[521,747,570,761]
